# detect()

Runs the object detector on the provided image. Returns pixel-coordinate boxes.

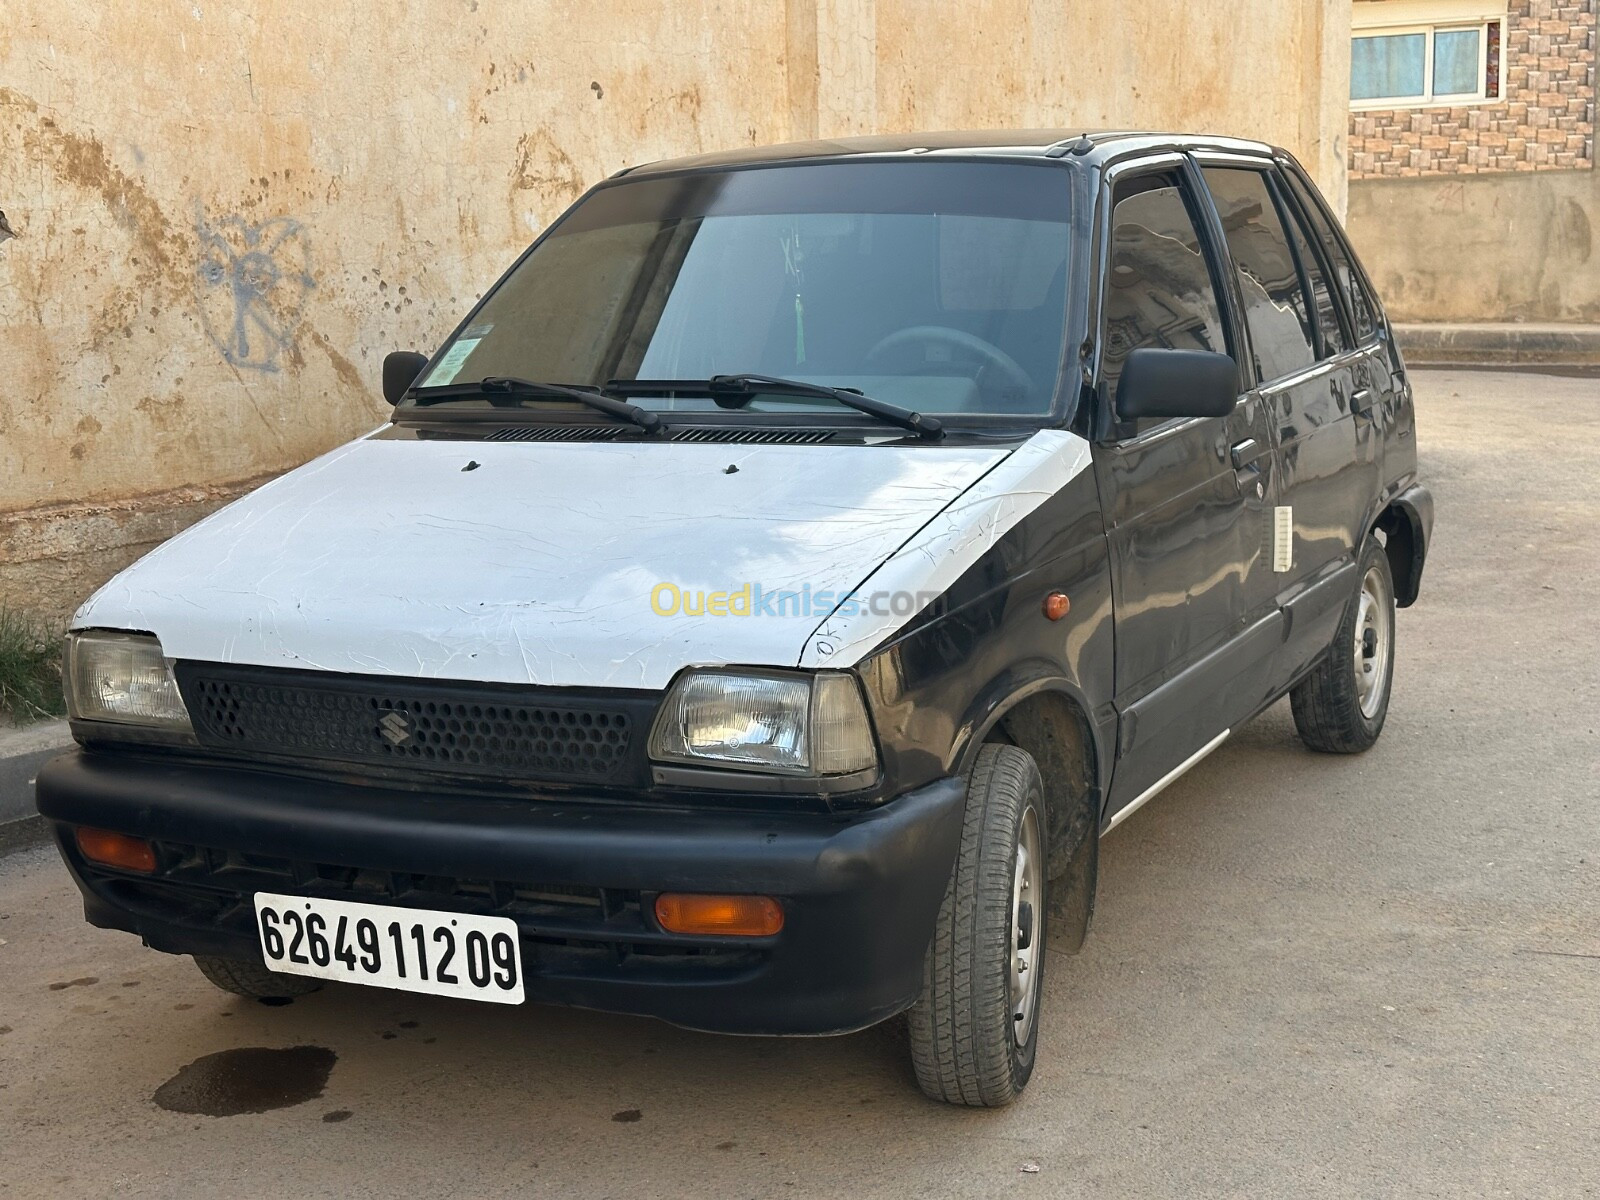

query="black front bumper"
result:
[35,750,966,1035]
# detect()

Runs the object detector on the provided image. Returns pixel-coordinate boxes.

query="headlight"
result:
[65,631,193,731]
[648,670,877,777]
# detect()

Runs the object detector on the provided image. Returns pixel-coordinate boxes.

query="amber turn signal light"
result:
[1042,591,1071,621]
[75,827,158,874]
[655,893,784,937]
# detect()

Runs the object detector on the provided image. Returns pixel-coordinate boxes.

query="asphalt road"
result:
[3,369,1597,1199]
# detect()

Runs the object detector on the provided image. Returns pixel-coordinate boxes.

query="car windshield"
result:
[404,160,1073,419]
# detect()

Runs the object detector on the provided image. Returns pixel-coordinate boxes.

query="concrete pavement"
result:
[1395,323,1600,367]
[0,721,71,825]
[2,368,1597,1199]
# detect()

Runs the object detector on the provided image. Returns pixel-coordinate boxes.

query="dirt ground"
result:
[2,368,1597,1199]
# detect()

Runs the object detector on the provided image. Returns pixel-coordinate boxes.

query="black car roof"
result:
[616,130,1283,178]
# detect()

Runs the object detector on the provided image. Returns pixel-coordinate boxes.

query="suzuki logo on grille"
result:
[378,711,412,746]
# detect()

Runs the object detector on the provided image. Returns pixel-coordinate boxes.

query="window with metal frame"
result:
[1351,1,1505,108]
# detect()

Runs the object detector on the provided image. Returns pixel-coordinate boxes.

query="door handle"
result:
[1351,388,1375,415]
[1229,438,1258,470]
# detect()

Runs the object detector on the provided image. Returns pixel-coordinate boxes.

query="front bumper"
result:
[34,750,966,1035]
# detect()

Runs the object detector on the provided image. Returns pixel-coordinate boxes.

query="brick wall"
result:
[1349,0,1596,176]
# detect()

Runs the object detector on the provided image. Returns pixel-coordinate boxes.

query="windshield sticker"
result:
[423,338,482,387]
[463,322,495,339]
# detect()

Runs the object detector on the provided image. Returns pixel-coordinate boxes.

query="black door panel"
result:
[1092,167,1281,818]
[1120,607,1285,764]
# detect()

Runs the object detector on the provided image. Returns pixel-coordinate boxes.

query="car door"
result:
[1091,158,1282,819]
[1197,160,1375,683]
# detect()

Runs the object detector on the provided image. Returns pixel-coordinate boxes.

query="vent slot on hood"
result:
[670,428,835,444]
[486,426,626,443]
[483,426,837,445]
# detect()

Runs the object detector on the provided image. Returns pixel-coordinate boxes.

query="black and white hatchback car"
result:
[40,131,1432,1106]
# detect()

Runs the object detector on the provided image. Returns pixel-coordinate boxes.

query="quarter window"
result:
[1202,168,1316,384]
[1100,175,1229,419]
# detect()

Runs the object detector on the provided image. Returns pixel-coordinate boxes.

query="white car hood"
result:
[73,430,1088,690]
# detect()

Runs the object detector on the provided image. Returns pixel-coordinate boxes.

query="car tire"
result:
[908,743,1048,1107]
[193,954,323,999]
[1291,538,1397,754]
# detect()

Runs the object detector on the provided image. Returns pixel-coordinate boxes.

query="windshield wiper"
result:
[608,374,944,441]
[411,377,664,434]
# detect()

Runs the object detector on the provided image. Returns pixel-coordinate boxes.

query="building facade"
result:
[1343,0,1598,320]
[1350,0,1592,174]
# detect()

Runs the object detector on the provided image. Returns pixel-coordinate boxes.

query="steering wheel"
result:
[864,325,1035,404]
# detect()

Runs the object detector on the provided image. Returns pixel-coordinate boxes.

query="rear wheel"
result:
[193,954,322,999]
[908,744,1047,1107]
[1291,538,1396,753]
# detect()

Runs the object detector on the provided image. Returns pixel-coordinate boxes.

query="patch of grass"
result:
[0,607,65,722]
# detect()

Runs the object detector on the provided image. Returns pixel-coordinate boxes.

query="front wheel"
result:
[908,744,1048,1107]
[1291,538,1396,753]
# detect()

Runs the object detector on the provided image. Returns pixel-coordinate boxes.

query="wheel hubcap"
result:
[1353,565,1392,719]
[1010,804,1044,1047]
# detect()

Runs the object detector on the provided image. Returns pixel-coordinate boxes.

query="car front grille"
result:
[175,662,655,787]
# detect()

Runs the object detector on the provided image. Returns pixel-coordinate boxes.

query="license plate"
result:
[253,892,524,1004]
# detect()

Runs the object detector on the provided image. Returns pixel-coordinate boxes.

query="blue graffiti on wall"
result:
[195,210,314,371]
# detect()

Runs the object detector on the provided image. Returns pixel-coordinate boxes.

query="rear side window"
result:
[1100,174,1229,411]
[1202,167,1316,384]
[1283,171,1379,344]
[1275,185,1348,357]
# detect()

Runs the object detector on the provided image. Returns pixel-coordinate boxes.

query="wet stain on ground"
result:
[173,1003,194,1011]
[47,977,97,990]
[612,1109,642,1123]
[398,1020,419,1029]
[322,1110,353,1123]
[152,1046,337,1117]
[380,1031,397,1040]
[715,1140,736,1151]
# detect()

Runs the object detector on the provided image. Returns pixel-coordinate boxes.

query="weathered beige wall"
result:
[0,0,1350,622]
[867,0,1351,201]
[1348,168,1599,322]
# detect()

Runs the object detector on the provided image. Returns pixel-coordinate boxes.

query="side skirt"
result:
[1102,729,1230,835]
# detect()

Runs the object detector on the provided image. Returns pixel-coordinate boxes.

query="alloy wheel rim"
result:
[1010,803,1044,1047]
[1353,565,1392,719]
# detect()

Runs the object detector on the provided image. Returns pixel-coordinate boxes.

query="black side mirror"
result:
[382,351,430,405]
[1114,348,1238,422]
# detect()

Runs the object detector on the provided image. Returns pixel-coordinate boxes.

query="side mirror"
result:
[382,351,430,405]
[1114,348,1237,422]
